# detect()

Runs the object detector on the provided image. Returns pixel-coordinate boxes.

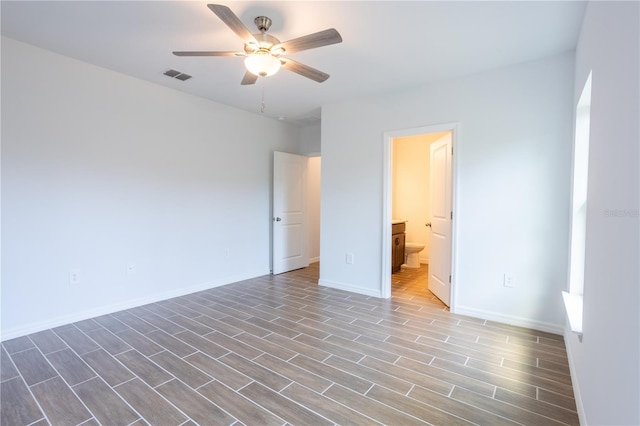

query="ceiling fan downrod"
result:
[254,16,272,33]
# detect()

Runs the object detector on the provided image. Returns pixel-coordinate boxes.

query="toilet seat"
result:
[405,242,425,250]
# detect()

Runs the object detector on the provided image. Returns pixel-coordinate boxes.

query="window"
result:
[563,72,592,337]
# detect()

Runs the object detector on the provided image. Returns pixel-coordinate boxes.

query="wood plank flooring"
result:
[1,263,579,425]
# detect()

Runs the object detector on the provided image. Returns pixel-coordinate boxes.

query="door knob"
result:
[425,222,432,228]
[273,217,282,222]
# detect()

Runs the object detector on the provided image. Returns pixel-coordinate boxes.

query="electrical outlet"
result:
[504,273,515,288]
[69,269,81,285]
[346,253,354,265]
[126,263,136,275]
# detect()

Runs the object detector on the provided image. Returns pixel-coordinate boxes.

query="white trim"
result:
[382,122,459,307]
[318,279,383,298]
[564,328,587,425]
[381,132,393,299]
[309,257,320,264]
[0,269,270,341]
[454,305,565,335]
[561,291,584,337]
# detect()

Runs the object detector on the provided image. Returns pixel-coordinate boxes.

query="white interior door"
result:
[428,134,452,306]
[273,151,309,274]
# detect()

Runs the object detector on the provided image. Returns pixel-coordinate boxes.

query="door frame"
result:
[381,122,460,309]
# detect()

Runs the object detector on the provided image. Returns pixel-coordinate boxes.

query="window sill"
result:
[562,291,583,340]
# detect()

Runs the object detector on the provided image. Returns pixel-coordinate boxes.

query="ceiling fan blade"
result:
[208,4,257,45]
[172,51,241,57]
[281,58,330,83]
[275,28,342,54]
[240,71,258,85]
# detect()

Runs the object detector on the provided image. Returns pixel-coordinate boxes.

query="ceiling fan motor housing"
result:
[244,32,282,55]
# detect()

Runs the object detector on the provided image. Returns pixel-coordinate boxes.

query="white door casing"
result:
[273,151,309,275]
[382,123,457,302]
[428,134,453,306]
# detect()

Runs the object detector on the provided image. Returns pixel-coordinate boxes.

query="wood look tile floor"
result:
[1,263,579,425]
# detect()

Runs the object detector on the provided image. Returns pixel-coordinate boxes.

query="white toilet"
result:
[404,243,425,268]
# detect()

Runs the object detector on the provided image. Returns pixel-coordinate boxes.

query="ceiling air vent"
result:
[174,73,192,81]
[163,69,192,81]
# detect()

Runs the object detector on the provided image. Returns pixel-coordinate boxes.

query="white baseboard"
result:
[1,269,270,341]
[309,257,320,264]
[564,327,587,425]
[454,305,564,335]
[318,279,382,298]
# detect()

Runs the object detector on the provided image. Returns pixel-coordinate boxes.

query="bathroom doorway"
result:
[382,123,457,307]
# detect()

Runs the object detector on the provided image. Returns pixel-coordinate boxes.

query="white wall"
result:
[1,37,300,339]
[321,52,574,330]
[299,123,321,155]
[566,2,639,424]
[299,123,322,263]
[307,156,321,263]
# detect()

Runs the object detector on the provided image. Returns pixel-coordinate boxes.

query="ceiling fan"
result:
[173,4,342,85]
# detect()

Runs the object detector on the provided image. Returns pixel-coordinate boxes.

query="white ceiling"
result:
[1,1,586,126]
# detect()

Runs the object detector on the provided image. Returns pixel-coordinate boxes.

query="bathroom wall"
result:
[392,132,450,264]
[392,135,430,263]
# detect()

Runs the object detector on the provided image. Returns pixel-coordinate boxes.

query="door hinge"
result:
[450,211,453,220]
[449,275,451,283]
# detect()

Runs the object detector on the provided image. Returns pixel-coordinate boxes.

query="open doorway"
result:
[382,123,458,307]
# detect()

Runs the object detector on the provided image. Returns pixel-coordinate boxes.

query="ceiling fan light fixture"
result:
[244,42,259,54]
[270,46,285,56]
[245,51,281,77]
